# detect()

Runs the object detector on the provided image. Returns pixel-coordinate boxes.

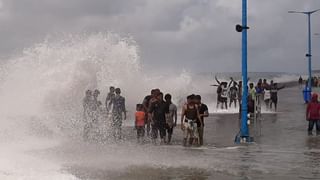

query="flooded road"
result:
[37,86,320,180]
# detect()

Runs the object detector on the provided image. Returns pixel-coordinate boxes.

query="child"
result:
[306,93,320,135]
[135,104,146,143]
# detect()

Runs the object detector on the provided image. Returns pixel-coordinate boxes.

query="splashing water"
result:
[0,34,300,140]
[0,32,198,179]
[0,32,199,140]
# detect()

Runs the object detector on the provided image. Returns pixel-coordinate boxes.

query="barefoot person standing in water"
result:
[306,93,320,136]
[149,91,167,144]
[83,90,93,140]
[111,88,126,141]
[215,76,229,110]
[181,95,200,146]
[195,95,209,146]
[164,93,177,144]
[135,104,145,143]
[105,86,115,113]
[269,81,285,111]
[142,89,155,137]
[229,81,238,108]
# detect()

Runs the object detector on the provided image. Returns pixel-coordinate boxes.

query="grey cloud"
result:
[0,0,320,74]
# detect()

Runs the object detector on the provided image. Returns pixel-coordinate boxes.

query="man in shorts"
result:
[181,95,200,146]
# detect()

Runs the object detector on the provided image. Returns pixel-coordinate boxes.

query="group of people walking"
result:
[299,76,320,88]
[82,77,286,145]
[249,79,285,111]
[137,89,177,144]
[215,77,285,111]
[82,87,126,141]
[215,77,242,109]
[137,89,209,146]
[82,86,210,146]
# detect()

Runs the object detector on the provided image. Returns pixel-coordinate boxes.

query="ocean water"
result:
[0,32,312,180]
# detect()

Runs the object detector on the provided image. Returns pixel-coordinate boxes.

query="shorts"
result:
[183,119,198,138]
[136,126,145,138]
[217,95,227,103]
[230,98,237,102]
[220,97,227,103]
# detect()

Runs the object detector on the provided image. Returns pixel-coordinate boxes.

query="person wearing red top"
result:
[306,93,320,135]
[135,104,146,143]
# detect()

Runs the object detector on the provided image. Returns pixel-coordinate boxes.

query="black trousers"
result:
[308,120,320,133]
[152,122,166,139]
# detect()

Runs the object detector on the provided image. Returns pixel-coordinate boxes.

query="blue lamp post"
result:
[235,0,252,143]
[288,9,320,102]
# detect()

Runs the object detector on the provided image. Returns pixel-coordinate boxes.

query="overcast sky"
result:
[1,0,320,74]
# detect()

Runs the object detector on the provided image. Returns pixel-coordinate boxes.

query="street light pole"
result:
[241,0,249,140]
[288,9,320,102]
[235,0,251,143]
[308,13,312,92]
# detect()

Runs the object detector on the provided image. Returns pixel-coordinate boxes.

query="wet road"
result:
[43,86,320,180]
